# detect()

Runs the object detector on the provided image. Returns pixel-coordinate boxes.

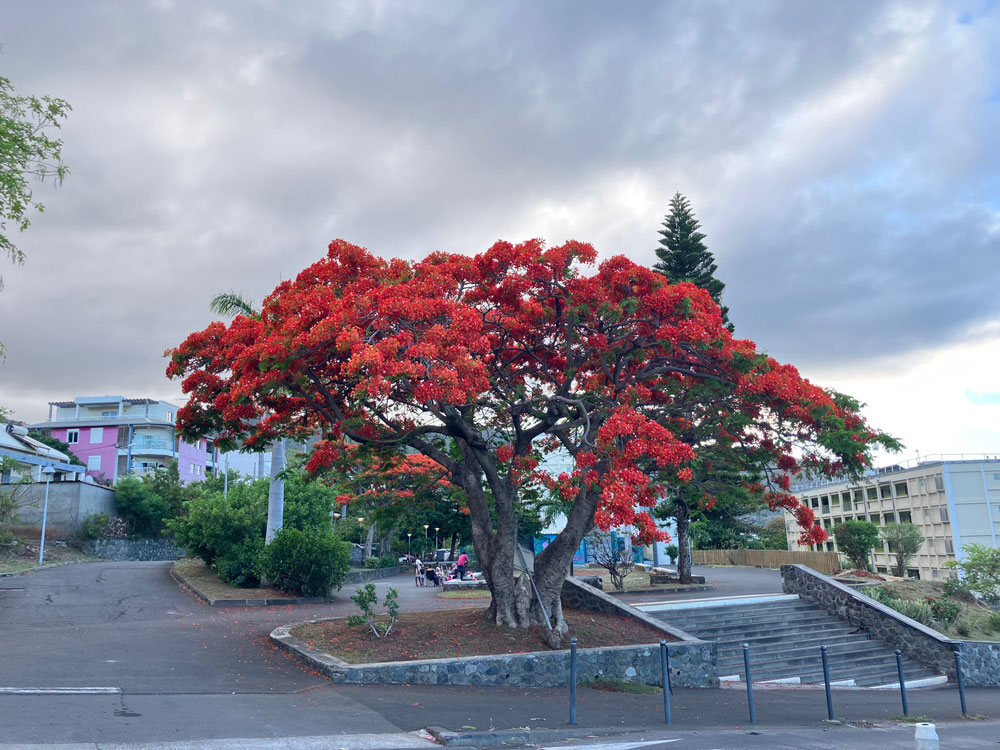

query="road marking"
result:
[0,687,121,695]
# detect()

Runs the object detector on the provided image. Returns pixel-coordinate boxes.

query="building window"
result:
[101,410,116,419]
[867,487,878,500]
[898,511,912,524]
[66,429,79,444]
[853,489,864,502]
[923,509,931,523]
[87,455,101,472]
[945,538,954,554]
[894,481,909,497]
[934,476,945,492]
[918,478,927,493]
[90,427,103,444]
[879,484,892,499]
[190,463,195,474]
[940,508,949,523]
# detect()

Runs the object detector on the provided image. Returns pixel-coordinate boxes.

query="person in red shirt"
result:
[455,550,469,581]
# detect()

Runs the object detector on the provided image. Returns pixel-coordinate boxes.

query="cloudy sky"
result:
[1,0,998,463]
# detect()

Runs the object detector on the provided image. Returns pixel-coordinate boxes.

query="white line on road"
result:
[0,687,121,695]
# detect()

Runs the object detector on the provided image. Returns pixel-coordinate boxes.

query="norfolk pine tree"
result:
[653,193,731,330]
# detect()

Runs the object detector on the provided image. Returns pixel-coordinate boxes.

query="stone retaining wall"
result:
[271,622,717,688]
[82,538,185,561]
[343,566,405,585]
[782,564,1000,687]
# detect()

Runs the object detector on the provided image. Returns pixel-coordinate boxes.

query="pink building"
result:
[29,396,214,484]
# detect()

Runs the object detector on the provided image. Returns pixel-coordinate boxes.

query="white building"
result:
[785,455,1000,579]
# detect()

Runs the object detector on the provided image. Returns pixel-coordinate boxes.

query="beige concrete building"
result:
[785,456,1000,579]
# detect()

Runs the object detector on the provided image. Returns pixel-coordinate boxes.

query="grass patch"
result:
[292,606,674,664]
[864,580,1000,642]
[172,557,300,600]
[436,589,492,599]
[582,679,660,694]
[0,537,96,574]
[891,714,933,723]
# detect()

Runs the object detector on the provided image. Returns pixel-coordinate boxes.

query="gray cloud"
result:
[1,0,998,423]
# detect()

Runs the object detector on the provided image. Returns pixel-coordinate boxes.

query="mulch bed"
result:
[292,606,672,664]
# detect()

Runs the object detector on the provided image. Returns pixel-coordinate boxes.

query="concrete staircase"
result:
[645,595,945,688]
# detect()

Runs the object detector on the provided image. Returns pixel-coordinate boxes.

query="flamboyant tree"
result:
[167,238,895,645]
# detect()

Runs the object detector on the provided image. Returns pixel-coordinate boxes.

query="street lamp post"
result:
[407,532,412,554]
[38,466,56,565]
[358,517,365,546]
[423,524,430,557]
[435,526,440,549]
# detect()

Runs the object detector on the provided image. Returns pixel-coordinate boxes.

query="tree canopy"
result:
[168,238,895,644]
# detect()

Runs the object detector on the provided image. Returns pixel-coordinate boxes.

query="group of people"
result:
[412,551,469,587]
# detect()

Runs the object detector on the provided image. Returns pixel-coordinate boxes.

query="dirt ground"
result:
[0,536,96,574]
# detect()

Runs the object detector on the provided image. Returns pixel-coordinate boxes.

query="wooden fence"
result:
[691,548,840,574]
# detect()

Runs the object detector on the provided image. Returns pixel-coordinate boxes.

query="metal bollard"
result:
[569,636,578,725]
[660,640,672,724]
[821,645,834,721]
[742,642,756,725]
[954,648,968,716]
[895,649,908,717]
[914,722,940,750]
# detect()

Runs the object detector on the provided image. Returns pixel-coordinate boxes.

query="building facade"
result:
[28,396,213,484]
[785,456,1000,579]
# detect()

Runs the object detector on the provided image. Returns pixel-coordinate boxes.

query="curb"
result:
[0,559,96,578]
[426,724,648,747]
[169,564,332,607]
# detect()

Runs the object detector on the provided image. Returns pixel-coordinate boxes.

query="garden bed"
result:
[172,557,301,601]
[864,579,1000,642]
[571,566,709,593]
[291,606,673,664]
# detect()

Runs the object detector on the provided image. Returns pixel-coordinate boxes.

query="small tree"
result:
[587,529,635,591]
[833,520,881,571]
[879,522,924,577]
[348,583,400,637]
[947,543,1000,605]
[664,544,678,565]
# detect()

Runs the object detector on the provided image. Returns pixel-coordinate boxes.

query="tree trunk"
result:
[265,439,285,544]
[364,523,375,559]
[449,531,457,561]
[675,502,692,584]
[379,523,399,559]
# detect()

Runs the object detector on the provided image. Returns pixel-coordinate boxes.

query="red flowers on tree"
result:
[167,238,895,645]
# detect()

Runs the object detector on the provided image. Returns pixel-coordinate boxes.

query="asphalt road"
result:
[2,561,997,749]
[0,561,475,744]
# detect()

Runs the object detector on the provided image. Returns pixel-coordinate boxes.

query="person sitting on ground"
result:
[455,549,469,581]
[413,558,424,587]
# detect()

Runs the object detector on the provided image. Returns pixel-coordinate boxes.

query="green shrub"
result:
[114,477,174,537]
[943,576,970,599]
[166,483,266,567]
[665,544,679,565]
[926,597,960,624]
[864,586,899,606]
[214,537,264,588]
[260,528,350,597]
[987,611,1000,633]
[893,600,934,626]
[364,555,397,568]
[947,544,1000,605]
[956,618,973,638]
[80,512,111,541]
